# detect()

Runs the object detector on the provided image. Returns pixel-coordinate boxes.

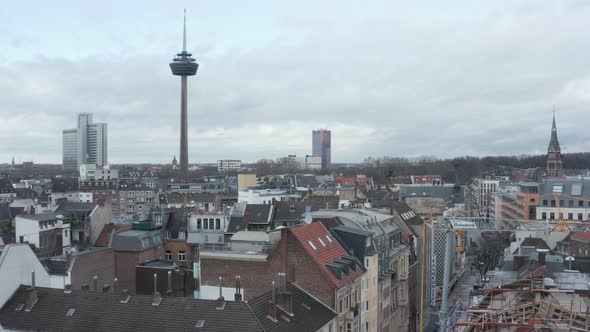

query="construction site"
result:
[422,190,590,332]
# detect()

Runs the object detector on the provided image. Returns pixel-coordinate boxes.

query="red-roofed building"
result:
[94,223,132,247]
[201,223,363,331]
[410,175,443,185]
[335,176,373,187]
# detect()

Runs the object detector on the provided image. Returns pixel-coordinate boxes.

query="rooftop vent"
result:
[15,304,24,311]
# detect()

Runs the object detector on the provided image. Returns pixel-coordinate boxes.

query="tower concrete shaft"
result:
[170,9,198,177]
[180,76,188,175]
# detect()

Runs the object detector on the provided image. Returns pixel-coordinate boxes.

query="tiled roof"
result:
[55,202,96,213]
[245,204,273,224]
[94,223,132,247]
[248,281,336,332]
[0,286,263,332]
[111,229,164,252]
[290,223,362,288]
[226,216,246,234]
[572,231,590,243]
[513,237,551,254]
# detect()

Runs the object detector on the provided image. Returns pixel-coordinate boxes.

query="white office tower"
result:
[62,113,108,170]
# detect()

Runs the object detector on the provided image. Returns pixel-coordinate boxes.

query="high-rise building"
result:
[312,129,331,169]
[546,113,563,178]
[62,113,108,171]
[169,10,199,177]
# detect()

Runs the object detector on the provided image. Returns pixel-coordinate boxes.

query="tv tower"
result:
[169,9,198,177]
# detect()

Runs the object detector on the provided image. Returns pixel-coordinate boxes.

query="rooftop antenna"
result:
[182,8,187,53]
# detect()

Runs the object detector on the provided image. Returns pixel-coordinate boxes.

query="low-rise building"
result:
[16,213,71,257]
[0,178,16,204]
[217,159,241,173]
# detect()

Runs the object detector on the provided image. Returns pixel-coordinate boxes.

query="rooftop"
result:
[0,285,263,332]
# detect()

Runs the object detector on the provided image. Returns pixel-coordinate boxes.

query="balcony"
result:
[345,304,359,321]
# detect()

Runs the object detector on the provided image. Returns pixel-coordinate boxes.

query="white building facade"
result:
[62,113,108,170]
[217,160,241,173]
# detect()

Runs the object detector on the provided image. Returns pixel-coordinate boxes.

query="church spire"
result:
[548,111,560,150]
[546,111,563,177]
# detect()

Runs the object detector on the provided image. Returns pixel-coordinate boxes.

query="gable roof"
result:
[290,223,362,288]
[513,237,551,254]
[0,286,263,332]
[571,231,590,244]
[248,281,336,332]
[0,178,15,193]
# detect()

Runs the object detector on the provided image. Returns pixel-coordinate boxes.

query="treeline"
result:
[338,153,590,185]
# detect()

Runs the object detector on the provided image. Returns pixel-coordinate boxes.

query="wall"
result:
[15,216,40,247]
[201,232,336,307]
[114,246,163,293]
[237,174,257,192]
[0,245,55,307]
[71,248,115,291]
[89,204,113,245]
[362,254,379,332]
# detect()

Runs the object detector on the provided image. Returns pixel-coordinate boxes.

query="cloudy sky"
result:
[1,0,589,164]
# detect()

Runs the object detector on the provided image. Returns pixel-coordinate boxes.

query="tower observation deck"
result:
[170,9,198,177]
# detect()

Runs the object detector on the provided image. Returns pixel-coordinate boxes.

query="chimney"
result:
[120,289,131,304]
[152,274,162,306]
[64,284,72,294]
[276,272,293,315]
[234,275,242,302]
[81,284,90,291]
[102,284,110,293]
[93,276,98,292]
[24,271,38,312]
[267,281,278,321]
[216,276,225,310]
[538,250,547,265]
[112,278,118,293]
[166,271,173,296]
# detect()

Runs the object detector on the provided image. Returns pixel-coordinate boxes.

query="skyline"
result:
[2,0,590,164]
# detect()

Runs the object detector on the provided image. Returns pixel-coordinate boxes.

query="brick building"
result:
[201,223,363,331]
[110,228,164,293]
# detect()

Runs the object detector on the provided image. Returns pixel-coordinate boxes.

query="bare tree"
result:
[471,247,502,282]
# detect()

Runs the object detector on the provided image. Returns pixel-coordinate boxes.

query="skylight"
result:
[326,235,333,243]
[15,304,24,311]
[196,320,205,328]
[66,308,76,316]
[308,240,317,251]
[318,237,326,247]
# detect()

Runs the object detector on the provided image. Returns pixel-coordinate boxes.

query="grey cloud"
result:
[1,0,590,164]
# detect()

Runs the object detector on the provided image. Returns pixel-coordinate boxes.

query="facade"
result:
[117,183,157,219]
[217,159,241,173]
[491,191,539,230]
[110,228,165,293]
[15,213,71,257]
[79,163,96,181]
[305,155,322,170]
[536,178,590,222]
[62,113,108,170]
[546,114,563,178]
[312,129,332,169]
[95,167,118,180]
[465,177,516,217]
[0,178,16,204]
[238,188,291,204]
[237,173,257,191]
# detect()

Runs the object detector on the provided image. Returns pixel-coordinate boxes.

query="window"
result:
[553,185,563,193]
[365,322,369,332]
[215,218,221,230]
[366,258,370,269]
[308,240,317,251]
[551,200,556,207]
[339,299,343,313]
[579,201,584,207]
[318,237,326,247]
[165,250,172,260]
[542,199,548,206]
[346,323,352,332]
[560,200,564,207]
[568,213,573,220]
[541,212,547,220]
[569,200,574,208]
[197,218,202,230]
[208,219,214,230]
[550,212,555,220]
[365,301,369,311]
[178,250,186,262]
[578,213,583,221]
